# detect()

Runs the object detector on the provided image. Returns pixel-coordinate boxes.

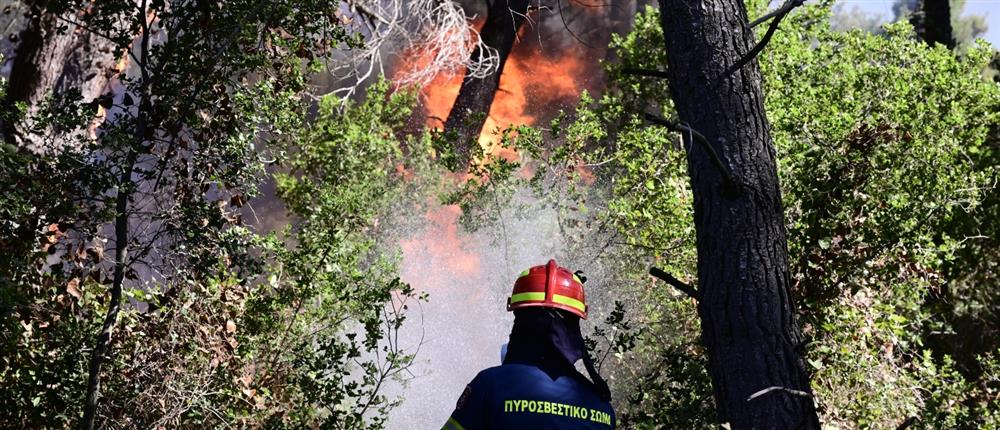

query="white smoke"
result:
[383,188,621,428]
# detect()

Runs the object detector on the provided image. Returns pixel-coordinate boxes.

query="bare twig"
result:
[746,385,812,402]
[749,0,801,28]
[337,0,499,100]
[555,0,598,49]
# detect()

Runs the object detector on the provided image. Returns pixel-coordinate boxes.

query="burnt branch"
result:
[643,112,740,192]
[724,0,804,78]
[649,266,698,300]
[749,0,802,28]
[556,0,598,49]
[443,0,530,169]
[622,68,670,79]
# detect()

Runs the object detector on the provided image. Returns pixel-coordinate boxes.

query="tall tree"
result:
[444,0,529,168]
[2,1,122,145]
[655,0,820,427]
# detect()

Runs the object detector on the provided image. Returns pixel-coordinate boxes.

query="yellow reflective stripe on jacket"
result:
[441,417,466,430]
[510,292,545,303]
[552,294,586,313]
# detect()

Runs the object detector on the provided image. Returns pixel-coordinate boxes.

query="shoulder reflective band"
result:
[519,269,530,278]
[442,417,466,430]
[510,292,586,314]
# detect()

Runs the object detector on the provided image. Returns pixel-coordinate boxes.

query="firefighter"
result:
[442,259,615,430]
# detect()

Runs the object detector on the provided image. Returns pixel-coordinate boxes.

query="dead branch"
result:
[649,266,698,300]
[643,112,740,193]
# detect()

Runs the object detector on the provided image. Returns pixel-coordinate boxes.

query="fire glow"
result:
[387,19,596,429]
[393,21,593,295]
[397,23,587,160]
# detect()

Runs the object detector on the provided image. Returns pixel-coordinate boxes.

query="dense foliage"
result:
[0,0,423,427]
[609,4,1000,428]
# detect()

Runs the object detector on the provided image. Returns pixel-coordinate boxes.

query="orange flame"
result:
[393,20,591,295]
[400,204,481,283]
[395,21,586,162]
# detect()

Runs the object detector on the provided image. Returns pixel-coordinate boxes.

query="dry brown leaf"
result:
[226,320,236,333]
[86,245,103,263]
[66,278,82,300]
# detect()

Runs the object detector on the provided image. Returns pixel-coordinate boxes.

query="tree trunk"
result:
[2,3,120,146]
[656,1,820,428]
[80,149,135,430]
[911,0,955,49]
[444,0,529,169]
[80,1,147,425]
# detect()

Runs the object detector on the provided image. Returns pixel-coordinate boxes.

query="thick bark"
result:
[911,0,955,49]
[656,1,820,428]
[444,0,529,168]
[3,3,120,145]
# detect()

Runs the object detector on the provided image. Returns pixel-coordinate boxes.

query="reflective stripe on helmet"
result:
[551,294,586,314]
[511,292,586,315]
[509,259,588,319]
[510,292,545,303]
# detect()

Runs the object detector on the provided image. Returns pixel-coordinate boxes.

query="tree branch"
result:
[746,385,813,402]
[649,266,698,300]
[724,0,804,78]
[81,0,150,426]
[622,68,670,79]
[52,13,121,45]
[643,112,740,193]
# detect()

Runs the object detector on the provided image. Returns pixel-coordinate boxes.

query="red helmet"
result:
[507,259,588,319]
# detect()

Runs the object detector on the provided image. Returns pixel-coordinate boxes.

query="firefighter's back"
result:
[445,362,615,430]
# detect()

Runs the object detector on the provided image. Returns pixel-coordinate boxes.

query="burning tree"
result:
[6,0,1000,427]
[443,0,530,169]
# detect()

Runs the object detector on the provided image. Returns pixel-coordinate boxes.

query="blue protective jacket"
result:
[442,360,615,430]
